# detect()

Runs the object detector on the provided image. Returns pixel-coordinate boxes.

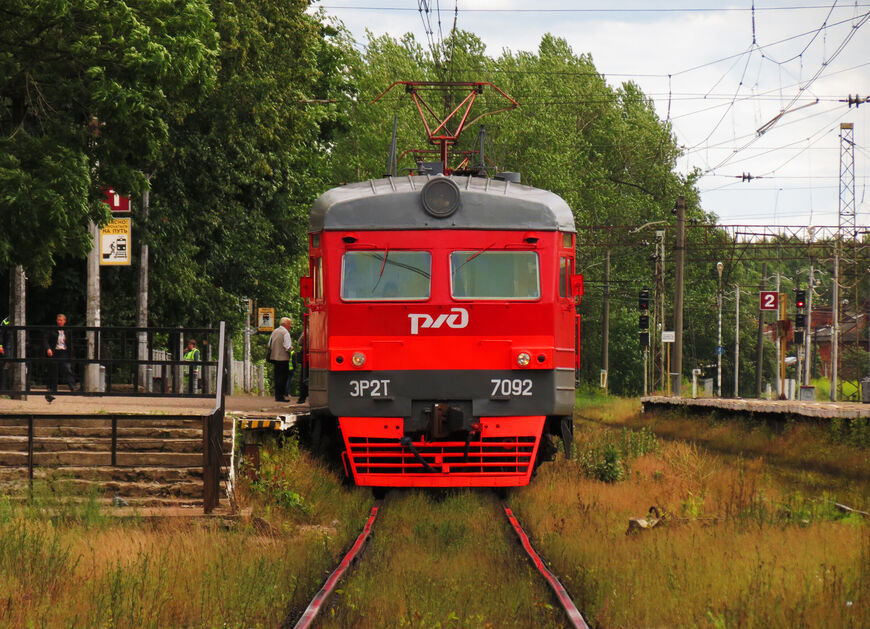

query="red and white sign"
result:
[759,291,779,311]
[102,188,131,213]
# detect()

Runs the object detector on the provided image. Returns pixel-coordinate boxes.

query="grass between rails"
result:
[0,436,371,628]
[511,394,869,627]
[317,490,566,629]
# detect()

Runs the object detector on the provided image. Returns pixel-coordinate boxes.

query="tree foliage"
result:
[0,0,218,284]
[145,3,355,328]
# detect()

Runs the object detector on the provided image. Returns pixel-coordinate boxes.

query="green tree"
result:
[0,0,218,284]
[146,3,355,328]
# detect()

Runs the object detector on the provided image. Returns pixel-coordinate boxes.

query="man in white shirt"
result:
[268,317,293,402]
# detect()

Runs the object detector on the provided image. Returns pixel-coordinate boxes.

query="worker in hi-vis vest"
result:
[184,339,201,394]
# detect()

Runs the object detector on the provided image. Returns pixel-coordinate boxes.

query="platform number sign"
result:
[759,291,779,311]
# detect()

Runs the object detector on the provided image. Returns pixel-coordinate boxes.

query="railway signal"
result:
[795,289,806,309]
[638,288,650,313]
[794,287,807,346]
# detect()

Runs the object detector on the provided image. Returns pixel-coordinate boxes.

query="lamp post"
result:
[717,261,724,397]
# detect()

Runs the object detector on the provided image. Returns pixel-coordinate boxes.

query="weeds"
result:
[2,433,371,628]
[576,427,659,482]
[249,438,312,517]
[828,416,870,448]
[510,397,869,627]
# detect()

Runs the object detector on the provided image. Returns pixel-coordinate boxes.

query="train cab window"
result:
[341,251,431,301]
[451,251,540,299]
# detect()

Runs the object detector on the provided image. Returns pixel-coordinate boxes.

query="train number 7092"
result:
[490,378,533,397]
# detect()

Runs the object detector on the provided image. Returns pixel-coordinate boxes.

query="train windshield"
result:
[341,251,431,300]
[450,251,540,299]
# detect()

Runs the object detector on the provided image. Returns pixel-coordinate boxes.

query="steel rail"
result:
[292,501,382,629]
[503,503,589,629]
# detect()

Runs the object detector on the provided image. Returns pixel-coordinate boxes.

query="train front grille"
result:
[338,416,546,486]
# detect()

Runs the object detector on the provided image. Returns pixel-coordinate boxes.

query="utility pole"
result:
[243,299,251,392]
[775,272,781,398]
[655,230,666,392]
[86,220,100,391]
[756,262,766,398]
[804,265,814,386]
[716,261,724,397]
[672,196,686,397]
[832,245,840,401]
[137,180,150,391]
[734,283,740,398]
[10,266,26,396]
[601,249,610,394]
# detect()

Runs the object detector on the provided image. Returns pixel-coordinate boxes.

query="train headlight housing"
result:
[517,352,531,367]
[351,352,366,368]
[421,177,461,218]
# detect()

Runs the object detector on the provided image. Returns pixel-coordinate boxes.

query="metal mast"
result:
[838,123,856,238]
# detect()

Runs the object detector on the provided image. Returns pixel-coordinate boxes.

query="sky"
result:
[312,1,870,229]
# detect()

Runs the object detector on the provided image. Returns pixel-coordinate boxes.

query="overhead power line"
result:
[323,4,870,14]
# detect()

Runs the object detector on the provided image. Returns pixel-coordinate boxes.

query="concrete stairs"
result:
[0,415,233,507]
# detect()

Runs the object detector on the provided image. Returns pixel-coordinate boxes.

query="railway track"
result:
[288,495,589,628]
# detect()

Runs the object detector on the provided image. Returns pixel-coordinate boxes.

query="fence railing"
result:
[0,325,221,398]
[0,322,228,513]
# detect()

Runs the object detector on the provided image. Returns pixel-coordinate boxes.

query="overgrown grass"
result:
[511,397,869,627]
[575,426,659,482]
[610,407,870,497]
[0,437,371,627]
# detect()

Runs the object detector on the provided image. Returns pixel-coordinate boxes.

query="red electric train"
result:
[299,172,583,488]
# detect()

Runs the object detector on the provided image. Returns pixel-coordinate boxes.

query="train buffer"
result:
[235,414,300,432]
[234,413,305,474]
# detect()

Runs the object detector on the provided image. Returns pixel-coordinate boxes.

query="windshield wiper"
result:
[372,248,389,293]
[452,242,495,277]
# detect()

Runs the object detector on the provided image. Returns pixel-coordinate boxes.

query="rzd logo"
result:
[408,307,469,335]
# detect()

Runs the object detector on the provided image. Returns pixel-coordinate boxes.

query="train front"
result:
[302,175,582,488]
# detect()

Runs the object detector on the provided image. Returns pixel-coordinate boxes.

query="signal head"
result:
[795,289,806,309]
[639,287,650,311]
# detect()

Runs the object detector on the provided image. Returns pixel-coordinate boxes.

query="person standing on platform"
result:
[43,313,77,402]
[184,339,202,393]
[268,317,293,402]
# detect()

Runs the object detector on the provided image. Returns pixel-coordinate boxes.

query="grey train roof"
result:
[309,175,576,233]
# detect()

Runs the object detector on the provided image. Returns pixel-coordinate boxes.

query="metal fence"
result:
[0,325,222,398]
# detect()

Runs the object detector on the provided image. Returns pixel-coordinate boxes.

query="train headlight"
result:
[517,352,531,367]
[421,177,461,218]
[351,352,366,368]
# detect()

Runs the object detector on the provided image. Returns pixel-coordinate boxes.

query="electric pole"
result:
[672,196,686,397]
[602,249,610,394]
[86,220,100,391]
[734,283,740,398]
[137,180,150,390]
[10,266,26,396]
[756,262,766,398]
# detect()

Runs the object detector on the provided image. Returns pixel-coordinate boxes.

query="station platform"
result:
[0,394,308,417]
[641,395,870,420]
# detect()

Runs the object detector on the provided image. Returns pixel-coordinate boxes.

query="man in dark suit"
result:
[43,313,78,402]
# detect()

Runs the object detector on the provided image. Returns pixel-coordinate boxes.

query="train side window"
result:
[341,251,431,301]
[559,256,571,298]
[451,251,540,299]
[314,257,323,300]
